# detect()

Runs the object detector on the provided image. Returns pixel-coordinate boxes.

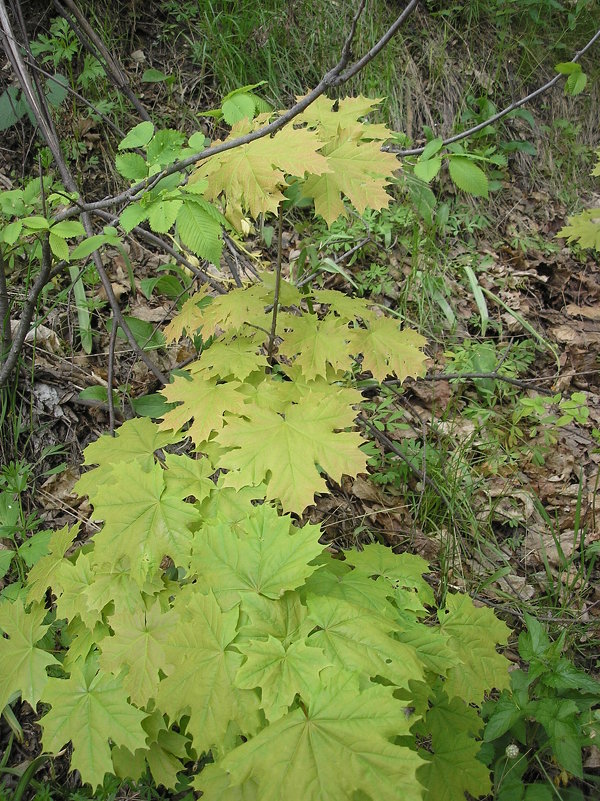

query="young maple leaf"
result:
[216,392,367,514]
[295,95,393,141]
[278,314,353,379]
[40,658,147,789]
[301,135,399,226]
[210,669,424,801]
[195,126,330,219]
[26,522,79,603]
[163,287,211,343]
[439,593,511,704]
[0,599,60,711]
[189,337,269,381]
[350,319,427,382]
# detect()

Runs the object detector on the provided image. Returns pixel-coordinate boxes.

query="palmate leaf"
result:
[306,595,424,688]
[40,657,147,789]
[350,319,427,382]
[216,392,367,514]
[195,126,330,219]
[99,601,176,707]
[191,504,324,610]
[159,374,246,446]
[301,134,399,225]
[344,543,435,606]
[82,460,201,585]
[557,209,600,250]
[278,314,353,379]
[235,636,331,722]
[295,95,393,141]
[206,670,424,801]
[419,693,491,801]
[0,599,59,710]
[439,594,510,704]
[189,338,269,381]
[191,285,271,338]
[155,590,255,752]
[163,287,211,343]
[26,522,79,603]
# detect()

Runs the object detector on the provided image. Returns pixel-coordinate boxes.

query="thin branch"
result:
[53,0,151,121]
[107,313,117,434]
[393,25,600,156]
[54,0,419,221]
[267,204,284,363]
[0,249,12,359]
[410,371,555,394]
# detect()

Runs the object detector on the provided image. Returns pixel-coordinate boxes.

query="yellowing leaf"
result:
[163,453,214,501]
[41,658,147,789]
[306,595,423,688]
[302,136,398,225]
[26,523,79,604]
[195,126,329,219]
[163,287,211,343]
[159,374,246,446]
[0,599,59,711]
[195,285,270,338]
[296,95,391,141]
[557,208,600,250]
[80,417,179,475]
[311,289,376,322]
[216,670,424,801]
[216,393,367,514]
[85,460,201,585]
[350,320,427,382]
[156,590,252,752]
[191,504,324,610]
[278,314,353,379]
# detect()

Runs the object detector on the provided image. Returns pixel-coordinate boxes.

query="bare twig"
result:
[107,312,118,434]
[393,25,600,156]
[0,249,11,359]
[53,0,151,121]
[411,371,555,394]
[54,0,419,222]
[267,204,284,363]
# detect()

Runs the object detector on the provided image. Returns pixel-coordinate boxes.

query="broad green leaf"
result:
[236,636,331,721]
[0,599,59,710]
[99,601,175,706]
[115,152,148,181]
[420,693,491,801]
[191,504,324,609]
[83,460,201,585]
[304,564,396,616]
[344,544,434,606]
[147,197,183,234]
[420,137,444,160]
[119,121,155,150]
[163,453,214,501]
[119,202,148,233]
[448,156,489,198]
[439,594,510,704]
[176,198,223,263]
[222,93,256,124]
[216,393,367,514]
[40,659,147,789]
[414,157,442,183]
[306,595,423,688]
[82,559,159,620]
[238,591,313,646]
[311,289,376,323]
[146,129,185,167]
[54,552,98,630]
[26,523,79,603]
[156,590,252,752]
[50,220,85,238]
[350,320,427,382]
[217,670,424,801]
[191,285,270,338]
[534,698,584,777]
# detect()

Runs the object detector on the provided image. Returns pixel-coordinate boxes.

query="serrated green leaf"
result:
[26,523,79,603]
[176,199,223,263]
[119,202,148,233]
[146,129,185,167]
[414,157,442,183]
[49,231,70,261]
[216,670,424,801]
[115,152,148,181]
[566,70,587,96]
[41,658,147,789]
[50,220,85,238]
[448,156,489,197]
[119,121,155,150]
[557,209,600,250]
[147,197,182,233]
[0,599,59,710]
[222,93,256,125]
[350,319,427,382]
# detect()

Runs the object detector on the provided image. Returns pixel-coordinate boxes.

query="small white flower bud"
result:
[505,744,520,759]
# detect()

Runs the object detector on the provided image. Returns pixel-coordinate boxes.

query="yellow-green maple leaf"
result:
[26,522,79,604]
[295,95,393,141]
[84,460,201,585]
[163,287,211,343]
[99,601,176,706]
[557,208,600,250]
[213,669,424,801]
[311,288,377,323]
[0,599,59,711]
[155,590,253,753]
[278,314,353,379]
[350,319,427,382]
[195,126,330,219]
[40,658,148,789]
[189,338,268,381]
[216,393,367,514]
[195,285,270,338]
[302,134,399,225]
[159,374,246,446]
